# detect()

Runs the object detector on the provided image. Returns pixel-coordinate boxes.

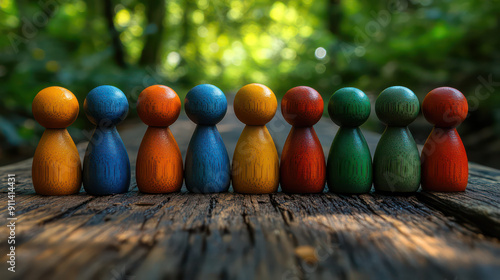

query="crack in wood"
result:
[2,113,500,279]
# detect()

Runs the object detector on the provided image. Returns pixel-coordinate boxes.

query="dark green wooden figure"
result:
[327,87,372,193]
[373,86,421,193]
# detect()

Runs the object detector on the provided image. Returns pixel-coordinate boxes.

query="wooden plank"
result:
[312,115,500,239]
[5,191,169,279]
[1,94,500,279]
[4,192,500,279]
[418,163,500,238]
[133,193,302,280]
[271,193,500,279]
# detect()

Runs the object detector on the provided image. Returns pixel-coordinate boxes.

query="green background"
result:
[0,0,499,168]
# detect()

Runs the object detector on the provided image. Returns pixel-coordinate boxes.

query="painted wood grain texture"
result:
[136,127,183,193]
[136,85,183,193]
[184,85,231,193]
[328,127,372,193]
[280,86,325,193]
[280,127,325,193]
[32,129,82,195]
[421,87,469,191]
[373,86,421,192]
[327,87,372,193]
[31,86,81,195]
[232,84,279,194]
[2,94,500,280]
[232,125,279,194]
[83,86,131,195]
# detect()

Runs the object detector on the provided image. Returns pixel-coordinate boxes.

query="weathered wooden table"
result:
[1,98,500,280]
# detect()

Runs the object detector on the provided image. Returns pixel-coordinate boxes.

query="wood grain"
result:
[32,129,82,195]
[136,127,183,193]
[232,125,279,194]
[280,127,325,193]
[1,94,500,279]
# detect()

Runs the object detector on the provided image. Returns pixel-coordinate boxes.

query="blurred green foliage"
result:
[1,0,500,166]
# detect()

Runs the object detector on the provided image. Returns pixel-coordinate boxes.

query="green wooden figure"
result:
[327,87,373,193]
[373,86,421,193]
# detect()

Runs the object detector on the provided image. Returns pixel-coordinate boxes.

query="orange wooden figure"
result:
[232,83,279,194]
[421,87,469,191]
[135,85,183,193]
[280,86,326,193]
[32,86,82,195]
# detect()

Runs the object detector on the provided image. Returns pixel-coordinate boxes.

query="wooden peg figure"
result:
[136,85,183,193]
[280,86,326,193]
[373,86,421,193]
[327,87,372,193]
[184,84,230,193]
[232,83,279,194]
[83,85,131,195]
[421,87,468,191]
[32,86,82,195]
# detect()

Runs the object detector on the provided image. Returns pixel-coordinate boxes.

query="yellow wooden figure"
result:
[32,86,82,195]
[232,83,279,193]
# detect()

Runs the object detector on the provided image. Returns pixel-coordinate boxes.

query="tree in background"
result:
[0,0,499,166]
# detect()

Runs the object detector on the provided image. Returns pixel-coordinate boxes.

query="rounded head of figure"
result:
[328,87,371,127]
[281,86,323,127]
[375,86,420,126]
[234,83,277,126]
[185,84,227,125]
[84,85,129,127]
[137,85,181,127]
[422,87,468,128]
[32,86,79,128]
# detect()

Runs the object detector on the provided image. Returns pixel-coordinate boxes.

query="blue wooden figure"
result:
[83,85,131,195]
[184,84,230,193]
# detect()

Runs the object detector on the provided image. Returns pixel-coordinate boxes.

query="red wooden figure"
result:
[421,87,468,191]
[280,86,326,193]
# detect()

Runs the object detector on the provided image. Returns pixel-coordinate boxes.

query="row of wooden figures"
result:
[31,83,468,196]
